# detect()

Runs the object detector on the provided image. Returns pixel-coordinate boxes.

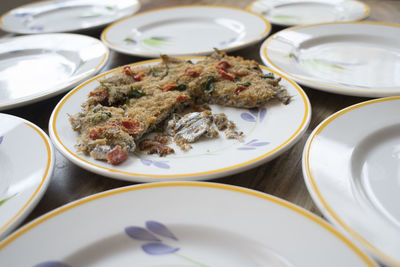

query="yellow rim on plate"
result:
[262,21,400,95]
[0,181,378,266]
[246,0,370,23]
[304,96,400,266]
[101,5,271,56]
[51,57,310,179]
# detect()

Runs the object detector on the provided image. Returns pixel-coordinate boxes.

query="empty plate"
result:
[0,0,141,34]
[0,33,109,111]
[0,182,377,266]
[260,21,400,97]
[303,96,400,266]
[101,5,271,57]
[248,0,369,26]
[0,113,54,240]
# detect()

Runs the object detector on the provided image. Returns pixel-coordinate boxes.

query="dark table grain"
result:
[1,0,399,232]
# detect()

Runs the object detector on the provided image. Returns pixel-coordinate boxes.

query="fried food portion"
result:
[70,52,288,165]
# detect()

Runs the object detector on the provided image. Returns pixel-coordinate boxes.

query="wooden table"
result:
[2,0,400,232]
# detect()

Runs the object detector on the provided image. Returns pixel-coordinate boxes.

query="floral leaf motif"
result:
[15,12,31,17]
[153,161,170,169]
[142,242,179,255]
[0,136,3,144]
[240,113,255,122]
[124,37,137,45]
[146,221,177,241]
[140,159,152,166]
[238,139,269,150]
[34,262,71,267]
[125,226,161,241]
[0,194,17,207]
[29,26,44,31]
[237,147,256,151]
[250,142,269,146]
[259,108,267,121]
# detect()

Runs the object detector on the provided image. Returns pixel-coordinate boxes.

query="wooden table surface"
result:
[2,0,400,238]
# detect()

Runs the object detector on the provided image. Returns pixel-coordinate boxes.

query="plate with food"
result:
[49,52,310,182]
[101,5,271,57]
[0,0,140,34]
[260,21,400,97]
[303,97,400,266]
[0,113,54,240]
[247,0,369,27]
[0,33,109,111]
[0,182,378,266]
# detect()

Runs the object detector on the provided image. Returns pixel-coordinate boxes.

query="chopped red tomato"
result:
[133,72,145,81]
[234,85,248,95]
[185,67,201,77]
[106,147,128,165]
[218,69,234,81]
[216,61,232,70]
[123,66,145,81]
[162,83,177,92]
[123,66,134,76]
[176,94,189,102]
[89,128,100,140]
[88,88,107,101]
[121,118,142,135]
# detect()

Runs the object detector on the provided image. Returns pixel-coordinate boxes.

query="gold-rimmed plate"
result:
[260,21,400,97]
[101,5,271,57]
[0,182,377,266]
[49,57,310,182]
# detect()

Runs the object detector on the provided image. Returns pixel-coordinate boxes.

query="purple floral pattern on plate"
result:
[29,26,44,32]
[241,107,267,123]
[34,261,71,267]
[238,139,269,151]
[140,159,170,169]
[219,37,237,47]
[126,221,209,266]
[15,12,32,18]
[0,136,3,144]
[125,220,180,255]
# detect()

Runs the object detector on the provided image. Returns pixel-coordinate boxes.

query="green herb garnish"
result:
[201,76,216,94]
[176,83,187,91]
[100,81,110,93]
[150,71,158,77]
[128,87,146,98]
[263,73,275,79]
[238,82,251,87]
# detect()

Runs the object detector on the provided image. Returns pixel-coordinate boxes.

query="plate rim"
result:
[100,4,272,57]
[260,21,400,97]
[302,96,400,266]
[0,181,378,267]
[246,0,370,27]
[49,57,311,182]
[0,33,109,111]
[0,0,142,34]
[0,113,54,240]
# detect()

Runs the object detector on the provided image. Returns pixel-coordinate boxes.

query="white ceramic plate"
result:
[49,57,310,182]
[0,33,109,111]
[303,97,400,266]
[0,113,54,240]
[101,5,271,57]
[0,0,140,34]
[0,182,378,266]
[248,0,369,26]
[260,22,400,97]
